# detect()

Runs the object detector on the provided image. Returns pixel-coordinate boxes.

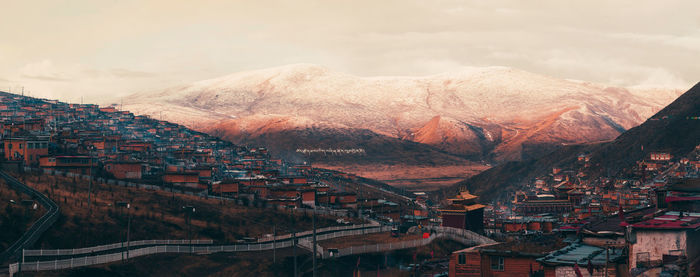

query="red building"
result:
[649,152,672,161]
[163,172,200,188]
[515,199,572,215]
[212,181,239,196]
[104,161,143,179]
[439,191,485,234]
[39,155,93,174]
[279,175,308,184]
[450,236,567,277]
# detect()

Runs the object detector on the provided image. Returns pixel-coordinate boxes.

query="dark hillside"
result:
[587,82,700,175]
[440,82,700,202]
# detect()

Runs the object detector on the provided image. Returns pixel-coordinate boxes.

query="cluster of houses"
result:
[447,149,700,276]
[3,91,699,276]
[0,92,362,211]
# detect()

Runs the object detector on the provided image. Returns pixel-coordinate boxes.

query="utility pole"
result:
[87,147,93,215]
[605,246,609,277]
[313,205,317,277]
[293,230,298,277]
[116,202,130,262]
[273,224,277,263]
[183,206,195,253]
[126,205,132,260]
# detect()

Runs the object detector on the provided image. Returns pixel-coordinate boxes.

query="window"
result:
[18,143,22,149]
[491,256,504,271]
[458,253,466,264]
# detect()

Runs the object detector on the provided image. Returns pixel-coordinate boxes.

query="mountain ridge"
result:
[118,64,684,182]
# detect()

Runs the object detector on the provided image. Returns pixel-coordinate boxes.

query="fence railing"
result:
[0,170,60,263]
[298,226,392,256]
[11,241,297,276]
[23,239,214,257]
[9,224,388,276]
[258,223,381,243]
[422,226,496,245]
[322,226,495,259]
[10,238,299,276]
[9,225,494,276]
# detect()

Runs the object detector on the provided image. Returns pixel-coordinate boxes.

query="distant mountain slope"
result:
[120,64,682,167]
[206,114,470,166]
[443,82,700,202]
[588,82,700,173]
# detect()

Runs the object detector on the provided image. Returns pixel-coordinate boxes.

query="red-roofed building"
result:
[163,172,200,188]
[629,212,700,273]
[104,161,143,180]
[649,152,672,161]
[212,181,239,197]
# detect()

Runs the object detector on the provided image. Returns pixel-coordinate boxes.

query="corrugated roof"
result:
[537,243,623,266]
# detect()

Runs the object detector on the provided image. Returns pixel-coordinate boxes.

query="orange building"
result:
[163,172,200,188]
[3,136,49,165]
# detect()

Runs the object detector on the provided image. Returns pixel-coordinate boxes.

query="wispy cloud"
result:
[19,60,74,81]
[607,32,700,52]
[109,68,157,78]
[1,0,697,98]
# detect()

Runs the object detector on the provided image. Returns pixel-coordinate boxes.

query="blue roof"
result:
[537,243,623,266]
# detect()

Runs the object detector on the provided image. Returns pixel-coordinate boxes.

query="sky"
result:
[1,0,699,103]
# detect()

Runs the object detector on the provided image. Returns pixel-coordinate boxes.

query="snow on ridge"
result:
[120,64,684,159]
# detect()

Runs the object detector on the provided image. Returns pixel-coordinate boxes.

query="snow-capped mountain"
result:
[120,64,684,164]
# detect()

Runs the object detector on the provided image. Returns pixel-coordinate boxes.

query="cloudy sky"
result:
[1,0,698,102]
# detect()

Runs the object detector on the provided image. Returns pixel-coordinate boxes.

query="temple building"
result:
[439,190,485,234]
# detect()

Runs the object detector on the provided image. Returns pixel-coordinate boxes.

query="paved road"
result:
[0,170,60,264]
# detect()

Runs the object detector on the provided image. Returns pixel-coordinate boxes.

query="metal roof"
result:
[537,243,623,266]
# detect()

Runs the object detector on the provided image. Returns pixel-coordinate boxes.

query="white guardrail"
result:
[23,240,214,257]
[8,225,388,276]
[257,222,380,243]
[9,226,493,276]
[322,226,496,259]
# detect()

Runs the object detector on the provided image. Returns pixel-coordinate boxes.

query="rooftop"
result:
[631,212,700,230]
[538,243,624,266]
[583,206,656,235]
[478,235,567,257]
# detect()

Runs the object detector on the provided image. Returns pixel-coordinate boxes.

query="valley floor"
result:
[316,164,490,192]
